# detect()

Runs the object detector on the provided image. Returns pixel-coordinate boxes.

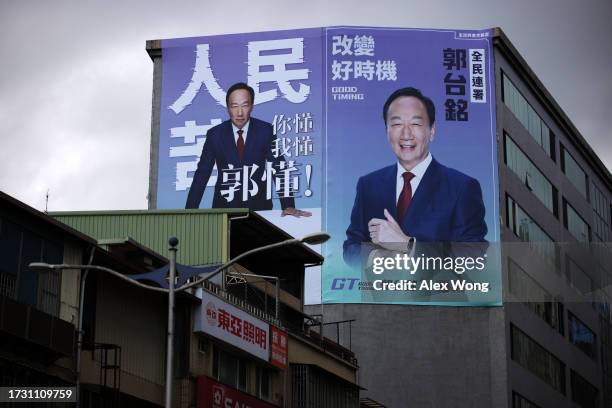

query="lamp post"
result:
[29,231,329,408]
[177,231,330,292]
[165,236,178,408]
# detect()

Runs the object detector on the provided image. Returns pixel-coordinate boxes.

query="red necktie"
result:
[237,129,245,161]
[397,172,415,223]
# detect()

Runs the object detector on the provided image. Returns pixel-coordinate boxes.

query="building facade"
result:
[0,192,360,407]
[53,209,361,407]
[0,191,92,407]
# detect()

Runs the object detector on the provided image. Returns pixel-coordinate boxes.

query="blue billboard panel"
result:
[158,28,323,220]
[322,27,500,305]
[154,26,501,305]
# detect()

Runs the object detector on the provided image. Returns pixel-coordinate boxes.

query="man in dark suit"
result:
[186,82,310,217]
[343,87,487,268]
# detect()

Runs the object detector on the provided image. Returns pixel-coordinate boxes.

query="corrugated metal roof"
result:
[51,209,241,266]
[50,209,324,267]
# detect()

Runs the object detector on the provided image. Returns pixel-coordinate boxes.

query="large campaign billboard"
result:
[152,26,501,306]
[323,27,500,305]
[157,28,322,216]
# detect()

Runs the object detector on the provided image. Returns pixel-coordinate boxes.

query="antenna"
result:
[45,189,49,214]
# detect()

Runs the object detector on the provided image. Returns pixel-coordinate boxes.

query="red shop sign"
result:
[197,376,278,408]
[270,326,288,369]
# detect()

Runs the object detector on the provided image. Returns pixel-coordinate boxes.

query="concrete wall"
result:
[307,304,507,408]
[90,272,167,406]
[287,334,358,384]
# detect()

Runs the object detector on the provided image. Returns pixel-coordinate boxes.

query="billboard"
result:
[322,27,500,305]
[152,26,501,306]
[157,28,322,218]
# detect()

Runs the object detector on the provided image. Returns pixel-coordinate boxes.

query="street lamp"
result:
[177,231,330,292]
[29,231,329,408]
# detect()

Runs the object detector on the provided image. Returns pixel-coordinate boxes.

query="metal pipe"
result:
[275,277,280,320]
[165,237,178,408]
[264,280,268,316]
[29,233,330,297]
[29,263,169,293]
[75,245,96,408]
[178,238,299,292]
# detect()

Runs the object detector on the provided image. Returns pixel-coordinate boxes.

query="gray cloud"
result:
[1,0,610,212]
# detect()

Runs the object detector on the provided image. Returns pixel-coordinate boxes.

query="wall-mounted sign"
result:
[195,290,270,361]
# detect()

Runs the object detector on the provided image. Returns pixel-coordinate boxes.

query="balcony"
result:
[199,280,357,366]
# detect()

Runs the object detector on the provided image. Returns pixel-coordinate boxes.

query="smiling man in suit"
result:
[186,82,310,217]
[343,86,487,268]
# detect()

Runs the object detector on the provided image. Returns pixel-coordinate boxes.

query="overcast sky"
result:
[1,0,610,213]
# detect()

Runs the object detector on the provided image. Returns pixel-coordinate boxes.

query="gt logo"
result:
[331,278,360,290]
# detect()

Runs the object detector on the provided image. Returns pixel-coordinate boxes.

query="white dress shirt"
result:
[395,153,433,203]
[231,121,250,145]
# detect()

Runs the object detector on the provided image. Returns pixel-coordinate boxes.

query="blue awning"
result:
[129,263,220,289]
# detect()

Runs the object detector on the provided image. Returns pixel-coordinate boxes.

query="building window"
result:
[291,364,359,408]
[256,366,272,401]
[591,183,610,242]
[560,145,588,198]
[0,217,62,316]
[508,260,564,335]
[504,133,558,216]
[198,338,209,354]
[598,268,612,324]
[506,195,558,268]
[568,312,597,359]
[565,255,593,296]
[512,391,541,408]
[563,199,590,242]
[0,271,16,298]
[0,218,21,298]
[212,347,247,391]
[570,370,599,408]
[37,241,63,316]
[502,73,555,159]
[511,325,566,394]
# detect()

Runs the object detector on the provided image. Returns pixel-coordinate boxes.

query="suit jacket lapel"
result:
[403,158,442,232]
[242,119,257,164]
[223,121,240,165]
[383,165,398,220]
